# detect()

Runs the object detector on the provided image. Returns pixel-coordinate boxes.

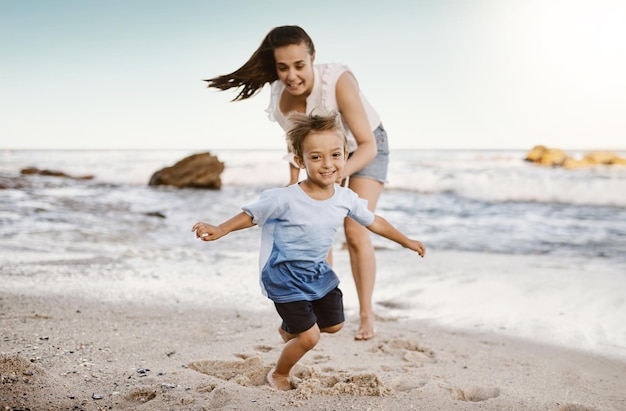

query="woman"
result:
[205,25,389,341]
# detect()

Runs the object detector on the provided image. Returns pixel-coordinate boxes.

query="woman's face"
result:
[274,42,315,97]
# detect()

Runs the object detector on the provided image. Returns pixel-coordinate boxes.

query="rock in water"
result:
[149,152,224,189]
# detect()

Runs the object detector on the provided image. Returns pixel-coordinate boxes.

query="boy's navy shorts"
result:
[274,287,344,334]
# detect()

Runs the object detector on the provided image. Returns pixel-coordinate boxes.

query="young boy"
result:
[191,112,425,391]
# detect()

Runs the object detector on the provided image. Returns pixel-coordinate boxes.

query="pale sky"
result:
[1,0,625,150]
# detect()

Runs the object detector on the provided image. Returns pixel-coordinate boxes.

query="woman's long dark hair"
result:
[204,25,315,101]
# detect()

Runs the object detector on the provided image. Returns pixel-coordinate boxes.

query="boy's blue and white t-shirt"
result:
[242,183,375,303]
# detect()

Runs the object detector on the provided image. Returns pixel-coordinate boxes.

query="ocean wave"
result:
[386,162,626,207]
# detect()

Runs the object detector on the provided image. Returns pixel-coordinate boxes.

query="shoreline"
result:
[1,291,624,410]
[4,248,625,363]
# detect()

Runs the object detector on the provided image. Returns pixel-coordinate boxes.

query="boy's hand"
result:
[407,240,426,257]
[191,222,223,241]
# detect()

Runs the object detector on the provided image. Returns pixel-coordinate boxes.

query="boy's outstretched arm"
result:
[192,212,255,242]
[367,215,426,257]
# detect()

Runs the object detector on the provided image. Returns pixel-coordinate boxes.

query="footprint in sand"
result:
[254,344,274,353]
[556,403,599,411]
[312,354,331,364]
[368,338,435,366]
[196,383,217,393]
[448,385,500,402]
[388,377,429,392]
[125,389,157,403]
[292,368,393,398]
[207,386,233,409]
[188,355,269,386]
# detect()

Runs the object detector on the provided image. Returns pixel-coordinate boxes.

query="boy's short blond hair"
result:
[286,111,348,158]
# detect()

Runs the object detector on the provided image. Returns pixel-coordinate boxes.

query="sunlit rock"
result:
[537,148,568,167]
[524,145,547,162]
[562,157,593,169]
[525,146,626,169]
[149,152,224,189]
[584,151,618,165]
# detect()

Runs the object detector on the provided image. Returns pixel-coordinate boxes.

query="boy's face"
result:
[295,130,347,187]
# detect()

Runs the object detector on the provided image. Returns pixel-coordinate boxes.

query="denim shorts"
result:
[350,123,389,184]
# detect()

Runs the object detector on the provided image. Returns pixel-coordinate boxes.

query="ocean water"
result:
[1,149,625,360]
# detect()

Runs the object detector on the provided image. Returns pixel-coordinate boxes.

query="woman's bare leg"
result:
[267,324,320,390]
[345,177,384,340]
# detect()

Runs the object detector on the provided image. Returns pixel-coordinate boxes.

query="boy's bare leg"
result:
[278,326,296,343]
[267,325,321,390]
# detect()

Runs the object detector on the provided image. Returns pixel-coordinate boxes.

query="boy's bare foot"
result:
[266,368,292,390]
[278,326,296,343]
[355,317,376,341]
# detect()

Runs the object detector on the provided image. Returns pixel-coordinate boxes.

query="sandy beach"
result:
[1,289,624,411]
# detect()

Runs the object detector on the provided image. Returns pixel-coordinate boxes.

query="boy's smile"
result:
[295,130,347,197]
